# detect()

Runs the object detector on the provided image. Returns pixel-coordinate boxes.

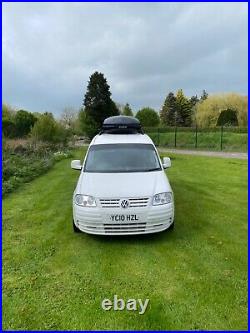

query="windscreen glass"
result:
[84,144,161,173]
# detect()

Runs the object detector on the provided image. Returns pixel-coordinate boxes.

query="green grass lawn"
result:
[146,130,248,152]
[2,149,248,330]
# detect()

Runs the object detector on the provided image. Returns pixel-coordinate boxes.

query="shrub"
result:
[78,110,99,139]
[31,113,69,144]
[2,104,17,138]
[31,113,57,142]
[2,140,72,196]
[195,93,248,127]
[53,151,72,161]
[15,110,37,137]
[216,109,238,126]
[2,118,17,138]
[136,107,160,127]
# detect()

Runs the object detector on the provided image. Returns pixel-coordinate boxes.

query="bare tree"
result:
[60,107,77,129]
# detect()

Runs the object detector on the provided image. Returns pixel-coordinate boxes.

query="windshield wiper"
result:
[145,167,161,172]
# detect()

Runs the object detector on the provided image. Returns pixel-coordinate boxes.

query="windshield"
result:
[84,144,162,173]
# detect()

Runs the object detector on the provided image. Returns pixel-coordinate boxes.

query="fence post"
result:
[174,127,177,148]
[157,127,160,146]
[195,125,198,148]
[220,126,223,151]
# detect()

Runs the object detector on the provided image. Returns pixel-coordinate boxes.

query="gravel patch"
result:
[158,148,248,160]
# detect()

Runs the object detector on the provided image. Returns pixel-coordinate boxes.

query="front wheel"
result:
[73,219,81,233]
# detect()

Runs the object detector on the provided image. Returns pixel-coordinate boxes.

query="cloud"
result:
[2,2,248,115]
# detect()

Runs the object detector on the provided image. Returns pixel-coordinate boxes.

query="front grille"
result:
[99,197,149,208]
[129,198,149,207]
[104,222,146,233]
[99,199,120,208]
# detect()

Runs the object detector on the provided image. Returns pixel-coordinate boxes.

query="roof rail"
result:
[100,116,144,134]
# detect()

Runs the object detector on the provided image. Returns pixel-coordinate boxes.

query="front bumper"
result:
[73,203,174,235]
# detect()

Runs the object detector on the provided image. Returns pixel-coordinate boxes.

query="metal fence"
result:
[144,126,248,152]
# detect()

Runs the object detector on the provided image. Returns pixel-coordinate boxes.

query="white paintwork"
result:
[72,133,174,235]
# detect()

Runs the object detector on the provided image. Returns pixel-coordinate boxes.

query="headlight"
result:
[75,194,96,207]
[153,192,172,205]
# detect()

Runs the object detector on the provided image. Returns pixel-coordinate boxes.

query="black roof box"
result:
[101,116,143,134]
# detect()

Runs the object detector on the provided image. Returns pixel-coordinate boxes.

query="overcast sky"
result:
[2,2,248,116]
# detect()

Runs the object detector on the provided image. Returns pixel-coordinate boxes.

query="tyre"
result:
[73,219,81,233]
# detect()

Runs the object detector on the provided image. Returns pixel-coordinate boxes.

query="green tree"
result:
[31,113,68,143]
[200,89,208,101]
[2,104,12,119]
[78,108,98,139]
[160,92,177,126]
[83,72,119,137]
[195,93,247,127]
[216,109,238,127]
[136,107,160,127]
[2,104,16,137]
[15,110,37,137]
[122,103,133,116]
[175,89,192,127]
[2,118,16,138]
[33,112,43,120]
[189,95,199,108]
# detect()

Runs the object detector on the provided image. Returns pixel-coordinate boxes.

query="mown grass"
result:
[146,130,248,152]
[2,149,248,330]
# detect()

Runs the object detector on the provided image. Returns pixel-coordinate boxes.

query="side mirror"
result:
[71,160,82,170]
[162,157,171,169]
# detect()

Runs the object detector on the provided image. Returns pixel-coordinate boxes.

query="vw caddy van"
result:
[71,116,174,235]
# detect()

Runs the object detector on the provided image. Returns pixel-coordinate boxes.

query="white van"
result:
[71,116,174,235]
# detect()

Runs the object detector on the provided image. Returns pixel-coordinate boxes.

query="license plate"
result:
[109,214,140,222]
